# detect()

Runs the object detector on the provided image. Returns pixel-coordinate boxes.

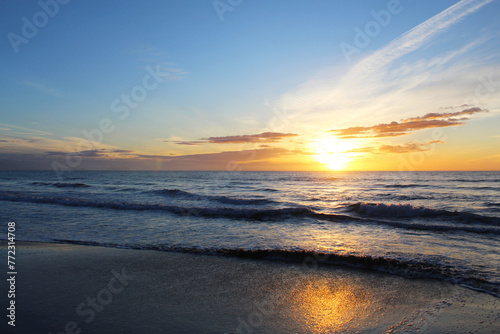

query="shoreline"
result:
[1,240,499,333]
[8,238,500,298]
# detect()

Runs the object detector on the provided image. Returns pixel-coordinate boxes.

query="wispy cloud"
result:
[268,0,496,136]
[204,132,298,144]
[0,132,122,156]
[130,44,187,79]
[45,149,135,158]
[378,142,434,154]
[23,81,62,97]
[0,147,317,171]
[0,123,53,136]
[346,0,494,82]
[170,140,205,146]
[345,140,446,155]
[136,147,290,161]
[329,107,487,139]
[403,107,486,122]
[171,132,299,145]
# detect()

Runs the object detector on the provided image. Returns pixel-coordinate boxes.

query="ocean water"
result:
[1,170,499,296]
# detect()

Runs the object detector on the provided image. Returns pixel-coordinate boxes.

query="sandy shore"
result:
[1,241,498,333]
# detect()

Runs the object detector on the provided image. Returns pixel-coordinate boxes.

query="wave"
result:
[348,202,441,217]
[450,179,500,183]
[453,185,500,191]
[471,186,500,191]
[215,196,274,206]
[0,191,347,222]
[347,202,500,225]
[384,184,428,188]
[375,193,434,201]
[150,188,275,206]
[48,239,500,298]
[364,219,500,235]
[2,192,499,235]
[151,188,193,197]
[115,187,141,192]
[31,182,90,188]
[259,188,279,192]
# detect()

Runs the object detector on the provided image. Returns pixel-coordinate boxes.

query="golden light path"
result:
[288,277,371,333]
[312,137,357,171]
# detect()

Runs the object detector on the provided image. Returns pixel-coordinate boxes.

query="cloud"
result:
[135,154,175,159]
[378,143,430,154]
[172,141,205,146]
[346,0,494,81]
[111,149,134,154]
[0,123,52,136]
[130,45,187,80]
[172,132,299,145]
[79,150,107,157]
[204,132,298,144]
[45,148,135,158]
[403,107,485,122]
[44,151,70,156]
[0,146,317,171]
[137,147,293,162]
[265,0,496,138]
[23,81,62,97]
[45,150,107,157]
[329,107,487,139]
[345,140,446,155]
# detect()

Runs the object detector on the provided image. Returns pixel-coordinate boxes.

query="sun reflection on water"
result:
[288,277,371,333]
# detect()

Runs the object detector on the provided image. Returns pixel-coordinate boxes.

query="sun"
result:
[313,137,356,171]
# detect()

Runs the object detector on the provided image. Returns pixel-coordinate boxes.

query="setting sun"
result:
[313,137,357,170]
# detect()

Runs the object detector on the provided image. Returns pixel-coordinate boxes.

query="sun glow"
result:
[313,137,356,171]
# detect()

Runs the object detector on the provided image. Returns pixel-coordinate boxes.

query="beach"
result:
[2,241,498,333]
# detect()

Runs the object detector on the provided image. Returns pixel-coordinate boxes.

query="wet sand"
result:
[1,241,498,333]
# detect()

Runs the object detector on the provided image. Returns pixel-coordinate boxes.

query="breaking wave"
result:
[150,188,275,206]
[347,202,500,225]
[1,192,499,235]
[31,182,90,188]
[49,239,500,298]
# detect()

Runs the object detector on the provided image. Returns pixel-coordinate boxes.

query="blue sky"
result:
[1,0,499,171]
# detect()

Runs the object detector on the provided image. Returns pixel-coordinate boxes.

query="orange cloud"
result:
[378,143,429,154]
[329,107,487,139]
[403,107,484,122]
[345,140,446,154]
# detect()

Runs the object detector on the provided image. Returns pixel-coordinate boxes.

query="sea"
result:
[1,170,499,297]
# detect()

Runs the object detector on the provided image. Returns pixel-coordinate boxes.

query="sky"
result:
[0,0,499,171]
